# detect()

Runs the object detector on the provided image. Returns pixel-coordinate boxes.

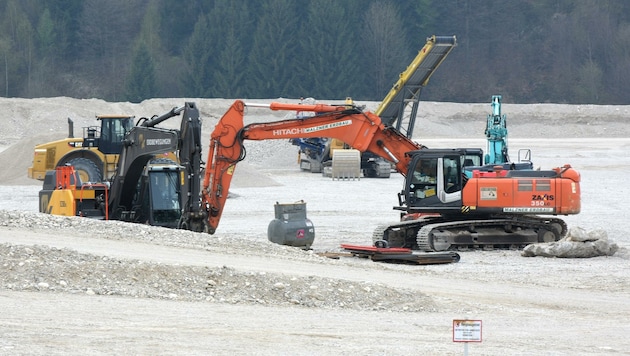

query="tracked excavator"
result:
[481,95,533,169]
[485,95,510,165]
[451,95,534,181]
[40,103,207,231]
[201,100,581,251]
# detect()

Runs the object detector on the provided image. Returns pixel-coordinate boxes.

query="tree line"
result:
[1,0,629,104]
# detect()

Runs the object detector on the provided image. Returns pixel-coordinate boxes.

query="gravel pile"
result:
[0,210,434,312]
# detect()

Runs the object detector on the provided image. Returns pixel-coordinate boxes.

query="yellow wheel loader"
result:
[28,115,135,183]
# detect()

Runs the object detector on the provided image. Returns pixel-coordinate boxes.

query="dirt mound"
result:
[2,96,630,187]
[0,133,61,185]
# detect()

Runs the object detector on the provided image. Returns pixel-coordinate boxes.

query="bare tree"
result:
[361,1,409,99]
[0,38,9,97]
[77,0,145,99]
[0,0,34,97]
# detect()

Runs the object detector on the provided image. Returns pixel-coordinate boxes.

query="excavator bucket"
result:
[331,149,361,180]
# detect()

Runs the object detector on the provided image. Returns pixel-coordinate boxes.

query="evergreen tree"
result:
[206,1,252,98]
[45,0,83,61]
[294,0,362,100]
[181,15,213,97]
[0,37,9,97]
[0,0,35,97]
[159,0,212,56]
[137,0,170,97]
[77,0,145,100]
[30,8,57,96]
[125,42,157,103]
[37,9,56,59]
[247,0,300,98]
[360,1,410,100]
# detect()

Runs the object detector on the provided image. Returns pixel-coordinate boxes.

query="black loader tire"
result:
[66,157,103,183]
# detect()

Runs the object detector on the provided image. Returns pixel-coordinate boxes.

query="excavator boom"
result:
[202,100,423,233]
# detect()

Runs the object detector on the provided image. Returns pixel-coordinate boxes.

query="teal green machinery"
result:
[474,95,533,173]
[463,95,532,178]
[484,95,509,165]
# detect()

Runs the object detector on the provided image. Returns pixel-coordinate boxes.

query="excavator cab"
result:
[401,148,484,213]
[132,165,182,228]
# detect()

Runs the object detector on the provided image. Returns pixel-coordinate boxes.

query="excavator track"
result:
[372,220,424,249]
[374,216,568,252]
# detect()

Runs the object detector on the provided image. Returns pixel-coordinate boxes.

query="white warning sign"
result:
[453,319,482,342]
[480,187,497,200]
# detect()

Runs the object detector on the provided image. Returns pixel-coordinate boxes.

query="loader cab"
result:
[83,116,135,155]
[400,148,484,213]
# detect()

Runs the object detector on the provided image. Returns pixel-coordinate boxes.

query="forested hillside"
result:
[1,0,628,104]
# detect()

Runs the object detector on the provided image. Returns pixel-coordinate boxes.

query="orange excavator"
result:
[201,100,581,251]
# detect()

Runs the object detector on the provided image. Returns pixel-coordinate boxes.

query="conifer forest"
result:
[1,0,628,104]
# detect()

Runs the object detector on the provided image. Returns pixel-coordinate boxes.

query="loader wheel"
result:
[66,157,102,183]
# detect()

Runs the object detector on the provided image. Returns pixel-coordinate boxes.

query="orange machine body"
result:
[462,165,580,216]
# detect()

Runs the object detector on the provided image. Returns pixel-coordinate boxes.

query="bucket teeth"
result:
[331,149,361,180]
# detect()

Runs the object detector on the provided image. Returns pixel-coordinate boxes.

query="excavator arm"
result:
[202,100,424,234]
[484,95,509,165]
[176,102,206,231]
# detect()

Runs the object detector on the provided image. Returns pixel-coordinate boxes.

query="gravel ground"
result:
[0,97,629,355]
[0,210,436,312]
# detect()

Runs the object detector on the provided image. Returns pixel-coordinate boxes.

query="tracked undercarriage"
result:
[372,215,568,252]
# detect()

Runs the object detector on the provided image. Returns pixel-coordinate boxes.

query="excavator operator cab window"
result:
[412,159,436,183]
[82,126,100,148]
[410,158,438,200]
[463,155,481,167]
[462,154,483,179]
[442,157,461,194]
[408,156,463,206]
[149,170,181,226]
